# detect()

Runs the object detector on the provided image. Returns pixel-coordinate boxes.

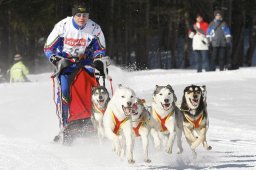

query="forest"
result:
[0,0,255,73]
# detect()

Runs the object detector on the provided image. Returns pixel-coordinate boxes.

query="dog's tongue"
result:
[190,98,198,106]
[193,99,198,102]
[99,101,104,106]
[192,99,198,106]
[164,103,170,107]
[162,103,170,110]
[124,107,132,115]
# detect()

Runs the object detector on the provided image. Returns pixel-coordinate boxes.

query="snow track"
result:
[0,66,256,169]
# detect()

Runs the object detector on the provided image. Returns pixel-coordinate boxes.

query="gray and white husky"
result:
[91,86,110,138]
[151,85,183,154]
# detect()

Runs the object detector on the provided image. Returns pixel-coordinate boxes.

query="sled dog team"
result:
[91,84,212,164]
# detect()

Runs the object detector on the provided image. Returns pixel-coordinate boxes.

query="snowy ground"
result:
[0,66,256,170]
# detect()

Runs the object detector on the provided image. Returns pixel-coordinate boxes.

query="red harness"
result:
[112,113,129,135]
[93,103,106,115]
[153,109,174,132]
[184,112,204,128]
[133,122,143,137]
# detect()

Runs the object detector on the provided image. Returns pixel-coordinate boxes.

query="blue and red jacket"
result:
[44,17,106,71]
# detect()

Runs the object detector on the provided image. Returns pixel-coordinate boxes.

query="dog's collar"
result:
[153,109,174,132]
[93,103,106,114]
[184,111,204,128]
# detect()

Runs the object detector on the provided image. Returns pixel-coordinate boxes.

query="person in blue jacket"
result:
[206,10,232,71]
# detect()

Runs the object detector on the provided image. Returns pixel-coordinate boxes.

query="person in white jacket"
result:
[44,3,109,141]
[188,14,210,72]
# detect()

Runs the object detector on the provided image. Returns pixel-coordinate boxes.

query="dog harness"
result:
[153,109,174,132]
[184,111,204,128]
[133,122,143,137]
[93,103,106,115]
[112,112,129,135]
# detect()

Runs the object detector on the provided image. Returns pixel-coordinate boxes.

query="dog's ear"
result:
[137,98,146,105]
[166,84,173,90]
[183,86,190,94]
[180,95,188,111]
[153,85,159,96]
[201,85,206,91]
[173,93,177,102]
[92,86,96,92]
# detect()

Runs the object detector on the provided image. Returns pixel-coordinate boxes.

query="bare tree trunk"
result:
[245,15,256,66]
[230,3,245,68]
[8,9,12,65]
[108,0,114,60]
[183,10,190,68]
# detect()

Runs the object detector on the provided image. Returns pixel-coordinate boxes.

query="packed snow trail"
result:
[0,66,256,169]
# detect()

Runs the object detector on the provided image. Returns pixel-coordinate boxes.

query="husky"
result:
[91,86,110,138]
[131,98,152,163]
[151,85,183,154]
[180,84,212,156]
[103,85,136,164]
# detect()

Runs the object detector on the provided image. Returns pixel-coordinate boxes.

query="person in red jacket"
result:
[189,14,210,72]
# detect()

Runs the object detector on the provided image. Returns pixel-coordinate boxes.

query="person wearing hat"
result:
[206,9,232,71]
[9,54,30,83]
[44,3,109,142]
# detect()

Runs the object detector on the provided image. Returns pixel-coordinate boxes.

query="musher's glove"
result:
[49,55,61,65]
[94,56,111,78]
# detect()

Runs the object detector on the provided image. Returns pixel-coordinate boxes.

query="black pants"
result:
[210,47,227,71]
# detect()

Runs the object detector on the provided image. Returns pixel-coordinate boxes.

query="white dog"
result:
[103,85,136,164]
[151,85,183,154]
[91,86,110,138]
[131,98,152,163]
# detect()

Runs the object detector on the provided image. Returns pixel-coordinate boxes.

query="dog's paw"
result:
[120,148,125,158]
[144,159,151,163]
[128,159,135,164]
[207,146,212,150]
[177,148,183,154]
[192,149,197,159]
[115,147,121,156]
[165,147,172,154]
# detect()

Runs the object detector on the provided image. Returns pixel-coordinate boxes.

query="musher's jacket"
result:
[44,17,106,124]
[44,17,106,64]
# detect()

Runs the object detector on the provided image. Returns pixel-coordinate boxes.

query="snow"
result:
[0,66,256,170]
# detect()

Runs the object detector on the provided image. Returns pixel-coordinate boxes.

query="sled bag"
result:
[68,69,98,122]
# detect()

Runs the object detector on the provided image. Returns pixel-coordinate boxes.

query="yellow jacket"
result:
[10,61,29,83]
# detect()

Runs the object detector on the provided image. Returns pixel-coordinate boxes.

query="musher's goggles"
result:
[75,13,89,18]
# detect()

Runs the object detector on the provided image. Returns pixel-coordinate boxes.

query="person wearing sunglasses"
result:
[44,3,109,144]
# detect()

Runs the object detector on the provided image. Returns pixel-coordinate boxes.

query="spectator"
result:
[9,54,30,83]
[206,10,232,71]
[189,14,210,72]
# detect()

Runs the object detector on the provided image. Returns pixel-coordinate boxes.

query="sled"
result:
[53,59,98,145]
